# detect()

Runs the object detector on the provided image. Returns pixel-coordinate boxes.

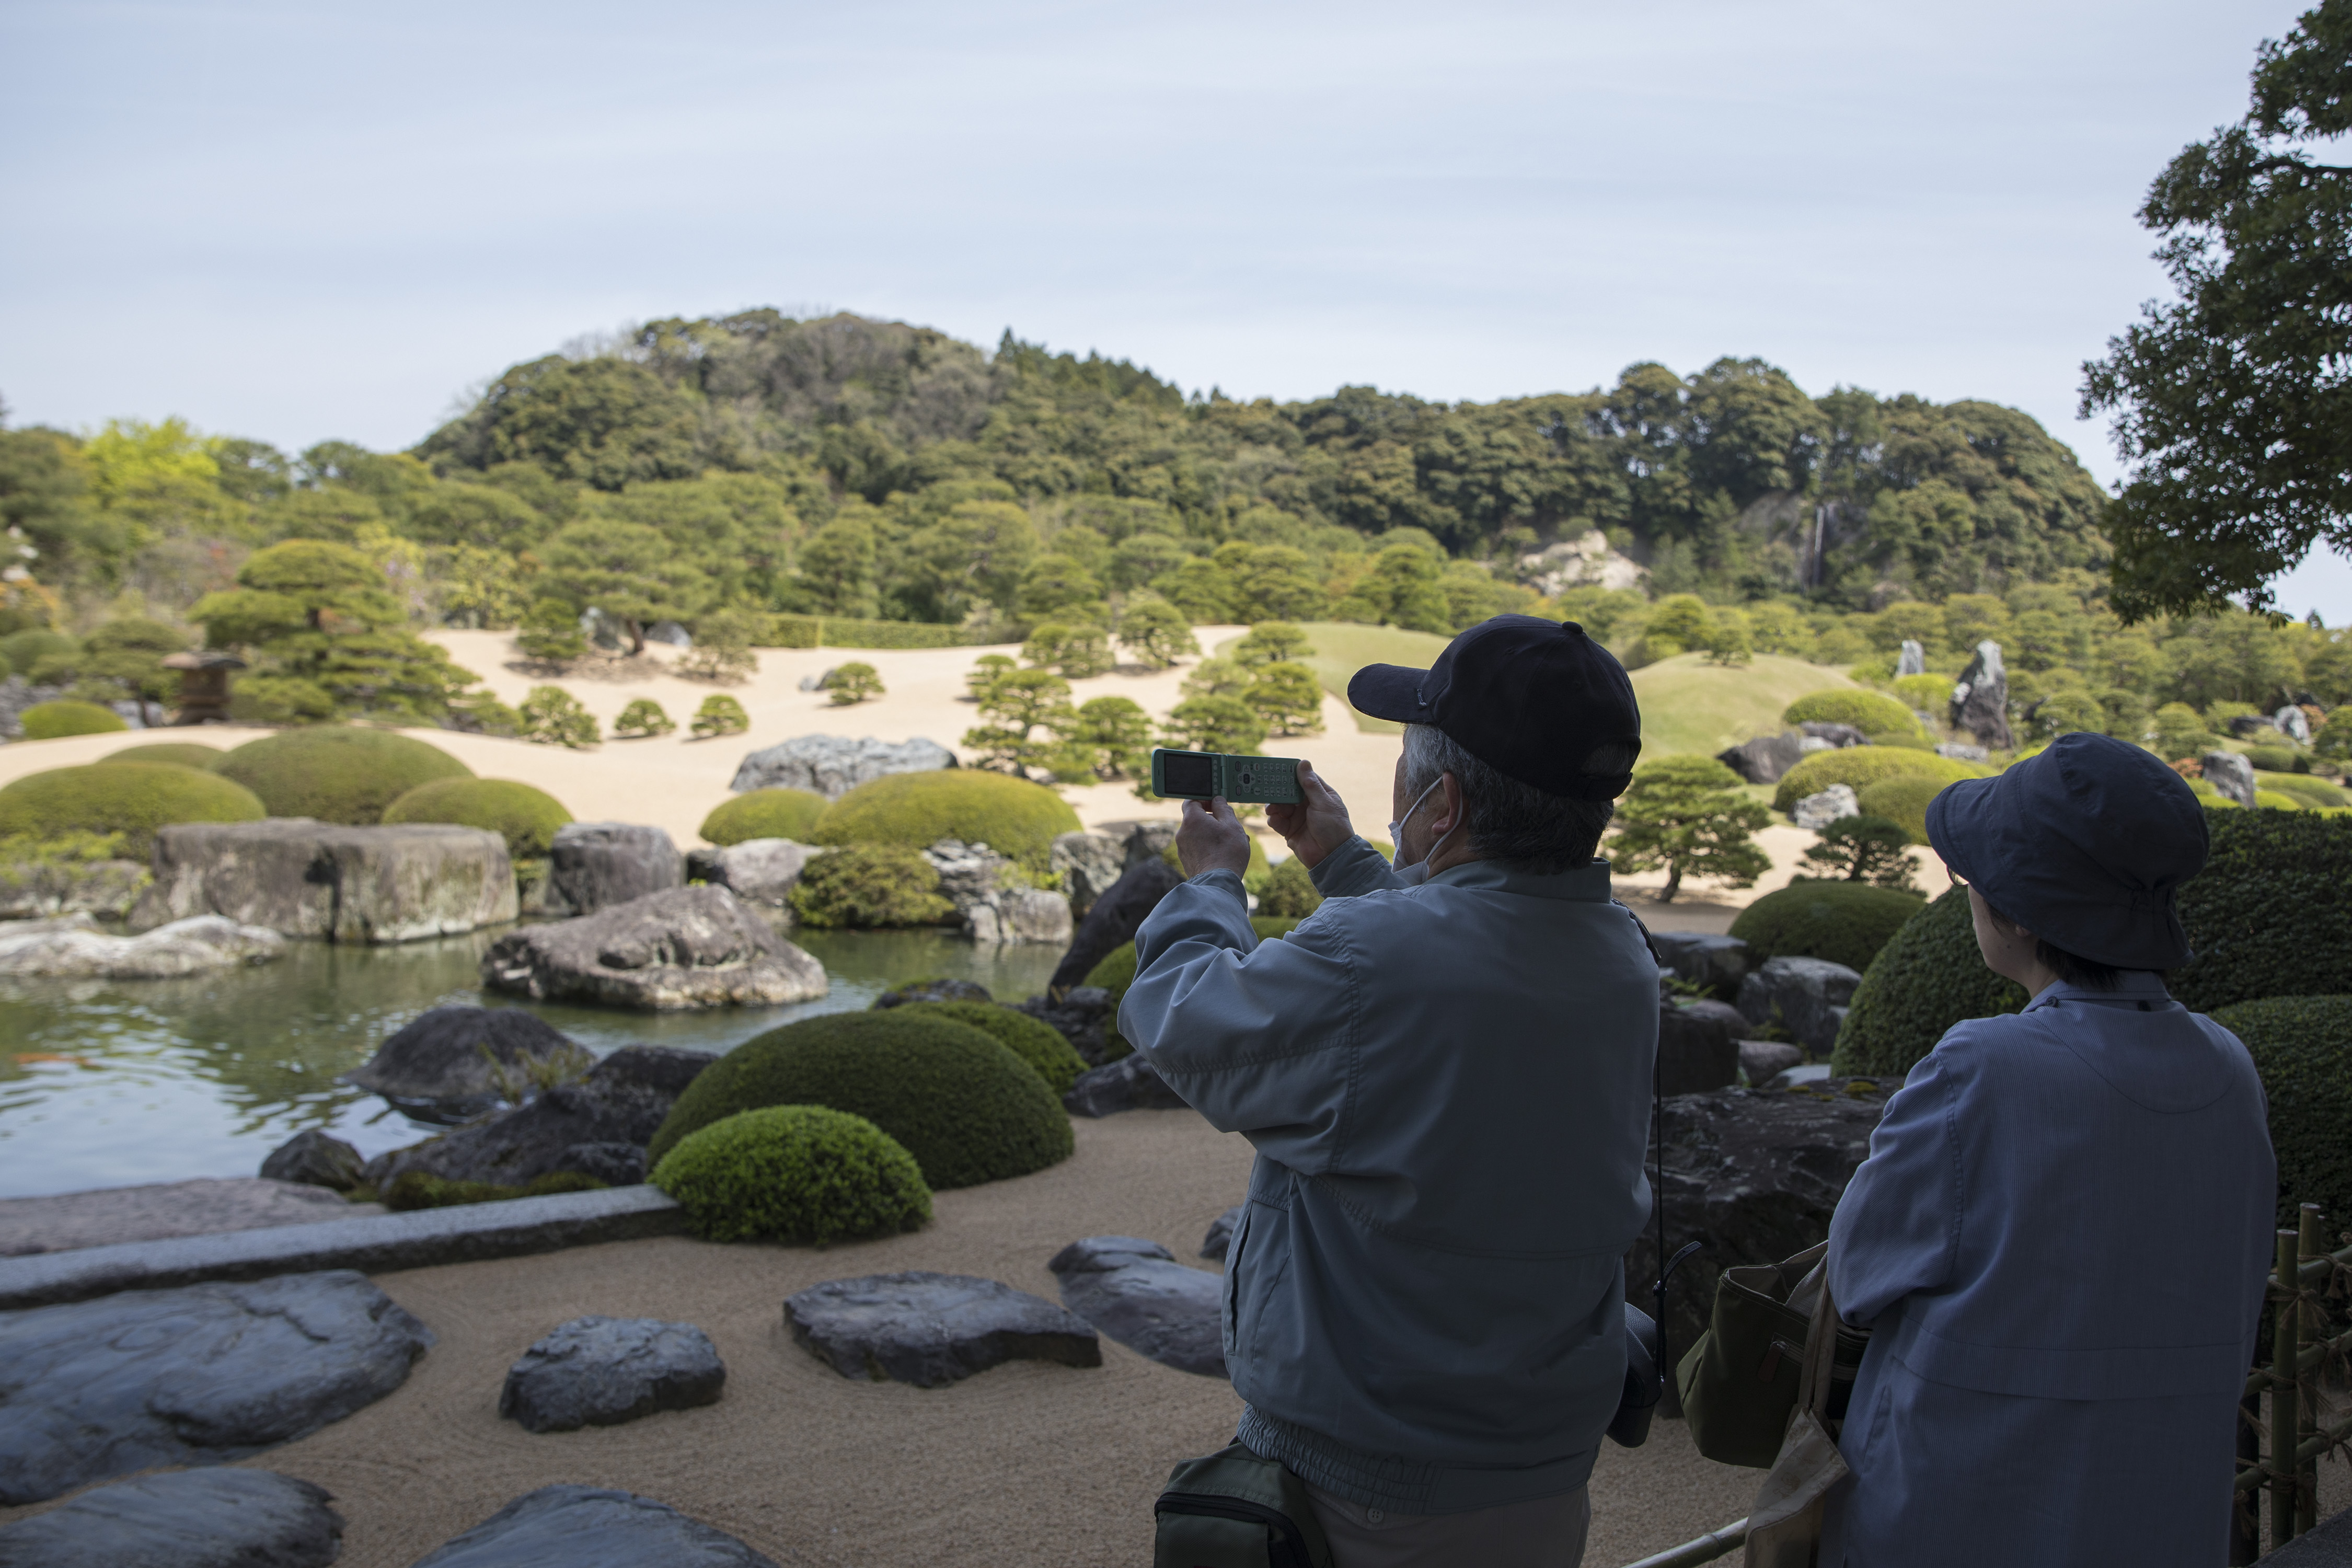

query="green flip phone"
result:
[1150,748,1302,804]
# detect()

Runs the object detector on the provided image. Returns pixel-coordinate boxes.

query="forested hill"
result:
[412,310,2108,609]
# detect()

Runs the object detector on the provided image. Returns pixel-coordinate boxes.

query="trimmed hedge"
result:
[1784,689,1922,737]
[2172,809,2352,1014]
[1085,916,1302,1060]
[18,700,126,739]
[2256,772,2352,811]
[650,1104,932,1244]
[1830,886,2027,1077]
[102,742,224,770]
[645,1010,1074,1187]
[0,762,266,858]
[813,768,1081,869]
[1772,748,1988,813]
[701,788,827,846]
[1728,881,1928,974]
[216,727,472,823]
[1855,775,1954,845]
[381,777,573,858]
[889,999,1089,1096]
[2211,996,2352,1230]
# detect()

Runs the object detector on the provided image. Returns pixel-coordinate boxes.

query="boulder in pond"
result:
[0,1269,432,1506]
[409,1485,778,1568]
[480,885,827,1010]
[1049,829,1126,917]
[1047,1235,1226,1377]
[130,820,516,942]
[687,838,812,910]
[544,823,682,917]
[0,913,284,979]
[784,1271,1100,1388]
[1062,1051,1190,1116]
[0,1467,344,1568]
[499,1316,725,1433]
[728,734,954,799]
[260,1129,365,1191]
[342,1006,589,1123]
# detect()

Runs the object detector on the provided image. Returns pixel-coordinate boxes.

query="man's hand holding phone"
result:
[1266,760,1353,870]
[1175,795,1252,880]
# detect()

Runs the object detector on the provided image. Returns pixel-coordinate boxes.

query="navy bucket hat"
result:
[1924,732,2209,971]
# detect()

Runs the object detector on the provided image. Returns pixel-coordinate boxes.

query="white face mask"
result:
[1387,775,1458,886]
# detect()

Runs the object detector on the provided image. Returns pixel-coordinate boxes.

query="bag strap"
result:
[1797,1265,1842,1421]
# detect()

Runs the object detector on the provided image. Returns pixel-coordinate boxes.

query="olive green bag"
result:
[1674,1241,1872,1468]
[1155,1443,1334,1568]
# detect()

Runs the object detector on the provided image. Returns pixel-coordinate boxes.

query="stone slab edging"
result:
[0,1185,685,1311]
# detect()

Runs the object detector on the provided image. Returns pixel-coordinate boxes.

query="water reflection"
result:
[0,929,1066,1198]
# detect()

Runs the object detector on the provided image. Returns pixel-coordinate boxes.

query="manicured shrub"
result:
[0,629,76,673]
[1829,886,2026,1078]
[2254,790,2304,811]
[216,727,471,823]
[2211,996,2352,1229]
[382,777,573,857]
[691,694,750,737]
[645,1010,1074,1186]
[1890,673,1949,711]
[1855,775,1955,845]
[1796,814,1918,890]
[0,762,266,858]
[2245,744,2302,774]
[1771,748,1988,813]
[2171,809,2352,1013]
[1084,916,1301,1060]
[18,700,126,739]
[889,999,1089,1095]
[827,662,884,705]
[101,742,223,770]
[1254,855,1324,918]
[1783,689,1922,738]
[650,1104,932,1244]
[613,698,675,738]
[812,768,1081,870]
[519,685,598,748]
[2257,773,2351,811]
[1729,881,1927,974]
[701,788,828,846]
[381,1170,607,1211]
[788,844,954,928]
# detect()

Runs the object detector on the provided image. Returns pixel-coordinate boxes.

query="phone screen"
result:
[1161,751,1217,797]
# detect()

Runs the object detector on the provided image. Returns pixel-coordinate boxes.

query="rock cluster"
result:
[1049,829,1127,917]
[1736,955,1862,1056]
[728,734,954,798]
[0,1467,345,1568]
[499,1316,725,1433]
[342,1005,587,1123]
[784,1271,1100,1388]
[131,820,517,942]
[1048,1235,1226,1377]
[411,1485,779,1568]
[685,838,812,910]
[481,885,827,1010]
[1648,931,1755,995]
[923,838,1071,944]
[0,855,148,921]
[544,823,683,917]
[0,912,284,979]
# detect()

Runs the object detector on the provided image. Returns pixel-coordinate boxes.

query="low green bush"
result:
[647,1010,1073,1186]
[650,1104,932,1244]
[381,1170,607,1211]
[827,661,884,705]
[18,700,126,739]
[2256,772,2351,811]
[701,788,827,845]
[813,768,1081,870]
[2255,790,2305,811]
[1889,673,1949,711]
[2245,744,2303,774]
[2212,996,2352,1229]
[612,698,675,738]
[1254,855,1323,918]
[691,694,750,737]
[887,999,1088,1095]
[1085,916,1300,1060]
[0,762,266,858]
[1772,748,1988,813]
[1729,881,1927,974]
[381,777,573,857]
[1855,775,1956,845]
[2172,810,2352,1013]
[1783,689,1922,738]
[788,844,954,928]
[216,727,472,823]
[520,685,598,748]
[1830,886,2026,1077]
[0,629,76,673]
[764,613,991,649]
[101,742,223,770]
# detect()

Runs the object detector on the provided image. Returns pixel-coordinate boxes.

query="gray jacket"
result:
[1119,836,1658,1514]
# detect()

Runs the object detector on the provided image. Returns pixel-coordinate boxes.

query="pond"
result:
[0,930,1067,1200]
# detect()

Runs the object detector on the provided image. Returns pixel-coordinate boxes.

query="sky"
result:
[3,0,2348,622]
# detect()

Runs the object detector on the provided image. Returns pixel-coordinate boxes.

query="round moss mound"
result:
[2172,809,2352,1014]
[1854,775,1955,845]
[382,777,573,857]
[216,727,472,824]
[701,788,828,846]
[1772,748,1987,814]
[1083,916,1301,1060]
[1829,885,2027,1078]
[812,769,1081,869]
[18,700,127,740]
[1728,881,1928,974]
[650,1104,933,1244]
[101,742,224,770]
[0,762,266,858]
[889,999,1089,1095]
[0,629,77,673]
[647,1011,1074,1187]
[2212,996,2352,1230]
[1784,689,1922,737]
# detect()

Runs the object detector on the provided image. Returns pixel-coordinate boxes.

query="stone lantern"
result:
[162,651,246,725]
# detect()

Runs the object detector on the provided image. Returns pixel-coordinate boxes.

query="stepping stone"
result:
[1048,1235,1226,1378]
[0,1270,433,1506]
[784,1271,1100,1388]
[410,1484,777,1567]
[500,1316,725,1433]
[0,1468,344,1568]
[1200,1205,1243,1261]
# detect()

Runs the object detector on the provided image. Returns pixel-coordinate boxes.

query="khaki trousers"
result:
[1302,1482,1591,1568]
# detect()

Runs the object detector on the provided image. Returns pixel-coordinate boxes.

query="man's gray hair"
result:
[1401,724,1622,874]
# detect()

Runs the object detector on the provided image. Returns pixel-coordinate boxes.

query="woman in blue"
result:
[1823,732,2277,1566]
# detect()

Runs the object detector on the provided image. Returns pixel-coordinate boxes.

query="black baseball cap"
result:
[1347,615,1643,800]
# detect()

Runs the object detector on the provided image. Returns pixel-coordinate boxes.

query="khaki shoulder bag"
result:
[1675,1240,1870,1468]
[1743,1267,1853,1568]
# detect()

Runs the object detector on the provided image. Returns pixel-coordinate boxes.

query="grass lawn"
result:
[1214,622,1454,733]
[1629,653,1859,760]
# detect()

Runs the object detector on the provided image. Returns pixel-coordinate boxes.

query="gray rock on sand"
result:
[1063,1052,1191,1117]
[1791,783,1860,832]
[2202,750,2258,809]
[1048,1235,1226,1378]
[0,1467,344,1568]
[1200,1205,1243,1261]
[1050,830,1126,917]
[130,820,516,942]
[1949,640,2013,750]
[410,1485,779,1568]
[481,885,827,1010]
[545,822,684,917]
[0,1270,432,1505]
[728,734,955,799]
[0,1177,379,1258]
[689,838,813,910]
[261,1129,365,1191]
[784,1271,1100,1388]
[342,1005,587,1122]
[1735,955,1862,1056]
[0,912,284,978]
[499,1316,725,1433]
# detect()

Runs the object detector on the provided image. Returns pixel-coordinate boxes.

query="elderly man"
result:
[1120,615,1659,1568]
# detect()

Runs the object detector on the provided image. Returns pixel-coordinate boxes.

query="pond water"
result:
[0,930,1066,1200]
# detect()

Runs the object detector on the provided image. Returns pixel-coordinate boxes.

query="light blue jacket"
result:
[1824,973,2276,1566]
[1118,837,1658,1514]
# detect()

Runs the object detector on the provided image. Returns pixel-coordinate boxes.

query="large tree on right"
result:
[2081,1,2352,620]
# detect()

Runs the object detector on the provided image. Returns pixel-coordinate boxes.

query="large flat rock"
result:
[500,1315,725,1433]
[481,885,827,1010]
[0,1269,433,1505]
[1047,1235,1226,1377]
[411,1485,778,1567]
[785,1271,1101,1388]
[131,820,518,943]
[728,734,954,798]
[0,1177,381,1257]
[0,912,285,978]
[0,1467,344,1568]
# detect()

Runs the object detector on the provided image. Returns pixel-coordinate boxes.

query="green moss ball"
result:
[18,700,128,740]
[1772,748,1987,814]
[382,777,573,857]
[651,1104,932,1244]
[1783,689,1923,738]
[701,788,828,846]
[2211,995,2352,1230]
[1854,775,1956,845]
[812,769,1081,869]
[1829,885,2026,1077]
[1730,881,1927,974]
[0,630,77,673]
[889,999,1089,1095]
[0,762,266,858]
[647,1010,1074,1187]
[101,742,225,770]
[215,726,472,824]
